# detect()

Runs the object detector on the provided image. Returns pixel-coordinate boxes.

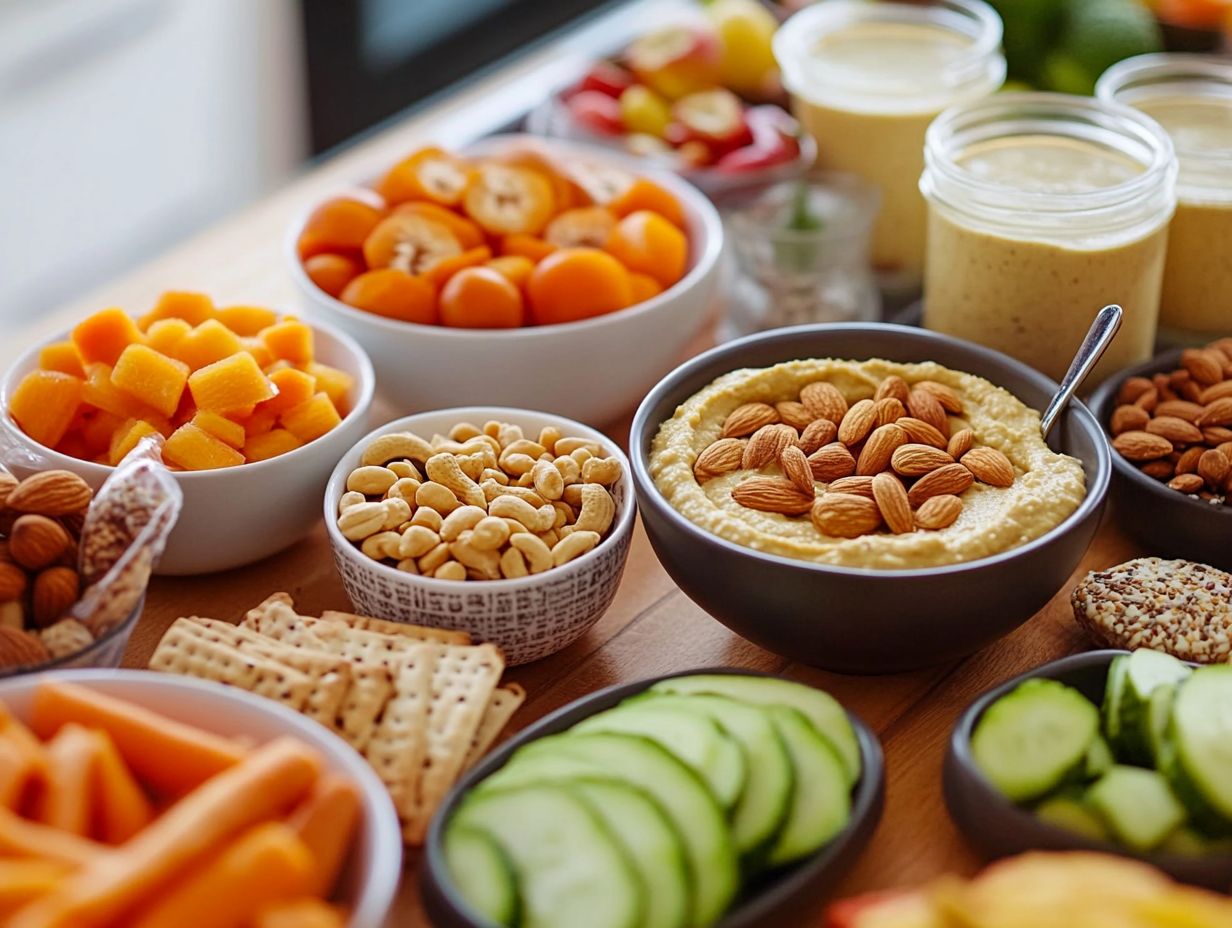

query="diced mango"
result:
[280,393,341,444]
[187,353,276,413]
[260,321,314,365]
[305,362,354,414]
[171,320,245,372]
[244,429,303,462]
[80,411,125,456]
[138,291,215,331]
[240,337,275,369]
[163,423,245,470]
[109,419,160,465]
[110,344,189,417]
[146,318,192,356]
[8,371,83,449]
[260,368,316,416]
[82,364,157,420]
[192,412,245,449]
[243,408,278,438]
[216,305,278,336]
[56,433,91,460]
[71,308,145,367]
[38,342,85,378]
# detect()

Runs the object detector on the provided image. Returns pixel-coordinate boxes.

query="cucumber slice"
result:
[624,693,793,859]
[574,702,748,812]
[1086,766,1187,852]
[488,733,739,928]
[971,678,1099,803]
[452,784,642,928]
[1169,665,1232,825]
[1034,796,1109,842]
[1084,736,1114,780]
[1157,825,1217,857]
[443,824,520,927]
[764,705,851,868]
[1145,682,1178,767]
[570,780,691,928]
[650,674,860,787]
[1102,655,1129,745]
[1115,649,1193,763]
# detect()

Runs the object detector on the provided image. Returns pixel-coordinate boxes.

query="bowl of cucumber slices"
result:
[421,668,884,928]
[944,649,1232,890]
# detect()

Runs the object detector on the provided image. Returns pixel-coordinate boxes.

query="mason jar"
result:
[1098,53,1232,344]
[774,0,1005,285]
[920,93,1177,384]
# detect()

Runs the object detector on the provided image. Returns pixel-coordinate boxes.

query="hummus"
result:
[649,358,1086,570]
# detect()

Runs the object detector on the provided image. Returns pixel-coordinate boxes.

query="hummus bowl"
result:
[630,324,1110,673]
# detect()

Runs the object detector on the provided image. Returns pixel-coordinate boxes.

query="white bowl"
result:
[0,668,401,928]
[0,317,375,575]
[323,407,636,665]
[287,134,724,426]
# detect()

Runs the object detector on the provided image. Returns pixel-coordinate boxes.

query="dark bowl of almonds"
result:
[1088,342,1232,571]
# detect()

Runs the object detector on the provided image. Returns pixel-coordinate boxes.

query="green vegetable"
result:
[1086,766,1187,852]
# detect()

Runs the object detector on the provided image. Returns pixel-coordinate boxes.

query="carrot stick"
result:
[34,725,95,836]
[87,730,153,844]
[0,808,102,866]
[255,898,347,928]
[288,775,361,897]
[0,706,47,811]
[10,737,320,928]
[129,823,314,928]
[30,682,247,796]
[0,860,73,919]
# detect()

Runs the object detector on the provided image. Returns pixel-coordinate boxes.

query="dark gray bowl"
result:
[421,667,885,928]
[629,323,1111,674]
[1088,349,1232,571]
[944,649,1232,891]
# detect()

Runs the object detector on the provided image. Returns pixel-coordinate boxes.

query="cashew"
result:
[532,459,564,500]
[418,542,452,574]
[410,507,443,532]
[551,501,573,529]
[361,432,434,466]
[562,484,584,507]
[481,480,545,507]
[538,425,563,454]
[395,557,420,574]
[449,422,482,442]
[499,547,529,579]
[361,531,401,560]
[385,477,421,506]
[450,535,501,579]
[573,483,616,535]
[399,525,440,559]
[337,502,386,541]
[482,420,503,439]
[581,457,623,486]
[503,517,531,536]
[387,460,423,480]
[488,496,555,533]
[515,471,536,488]
[433,560,467,581]
[557,437,602,457]
[430,435,468,454]
[469,516,510,551]
[552,530,600,566]
[503,439,546,459]
[425,452,487,508]
[553,455,581,485]
[440,505,487,542]
[509,533,553,574]
[456,452,487,482]
[570,447,594,466]
[497,423,524,448]
[537,528,560,547]
[416,481,461,515]
[338,490,366,514]
[499,452,537,477]
[347,465,398,496]
[380,498,412,531]
[481,468,510,486]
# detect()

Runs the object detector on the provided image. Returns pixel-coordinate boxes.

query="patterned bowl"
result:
[323,407,635,665]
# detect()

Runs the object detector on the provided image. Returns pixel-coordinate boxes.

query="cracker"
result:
[363,644,436,815]
[320,609,470,645]
[462,683,526,772]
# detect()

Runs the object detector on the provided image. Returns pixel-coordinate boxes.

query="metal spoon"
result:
[1040,303,1123,440]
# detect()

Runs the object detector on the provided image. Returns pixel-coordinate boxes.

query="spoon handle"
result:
[1040,304,1124,440]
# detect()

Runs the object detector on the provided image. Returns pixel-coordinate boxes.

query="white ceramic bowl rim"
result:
[284,134,724,340]
[0,313,376,482]
[324,406,636,591]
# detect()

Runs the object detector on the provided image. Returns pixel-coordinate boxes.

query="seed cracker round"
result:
[1071,557,1232,664]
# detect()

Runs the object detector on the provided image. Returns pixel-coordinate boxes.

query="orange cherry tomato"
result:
[544,207,617,249]
[527,248,633,326]
[604,210,688,288]
[608,178,687,229]
[376,146,469,207]
[340,269,438,325]
[500,234,557,262]
[488,149,583,212]
[629,272,664,304]
[463,164,556,236]
[362,214,462,274]
[439,268,525,329]
[393,201,485,249]
[424,246,492,288]
[485,255,535,290]
[297,197,384,259]
[304,253,364,299]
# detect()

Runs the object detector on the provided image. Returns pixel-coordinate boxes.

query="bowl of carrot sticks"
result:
[0,669,402,928]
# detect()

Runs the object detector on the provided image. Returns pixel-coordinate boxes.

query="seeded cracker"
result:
[461,683,525,772]
[319,609,470,645]
[363,644,436,817]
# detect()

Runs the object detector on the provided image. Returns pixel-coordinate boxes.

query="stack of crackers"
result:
[147,592,525,844]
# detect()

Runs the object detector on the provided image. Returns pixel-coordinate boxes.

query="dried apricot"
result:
[440,268,525,329]
[500,234,556,263]
[544,208,617,249]
[38,342,85,378]
[9,371,83,449]
[376,147,469,207]
[303,253,364,300]
[393,202,484,249]
[340,269,437,325]
[485,256,535,290]
[463,164,555,236]
[629,272,664,303]
[297,197,383,259]
[138,291,215,331]
[527,248,633,325]
[71,308,146,367]
[604,210,688,287]
[362,213,461,275]
[423,246,492,288]
[608,178,686,228]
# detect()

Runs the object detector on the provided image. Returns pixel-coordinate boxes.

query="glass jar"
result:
[1097,54,1232,344]
[920,93,1176,384]
[774,0,1005,285]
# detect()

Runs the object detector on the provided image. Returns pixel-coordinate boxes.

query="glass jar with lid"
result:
[774,0,1005,286]
[920,93,1177,384]
[1097,53,1232,343]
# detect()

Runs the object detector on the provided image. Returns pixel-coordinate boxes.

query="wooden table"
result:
[3,10,1144,922]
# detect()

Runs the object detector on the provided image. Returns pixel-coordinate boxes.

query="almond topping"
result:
[907,464,974,508]
[871,472,913,534]
[798,418,838,454]
[946,428,974,460]
[890,444,954,477]
[807,442,856,483]
[873,375,910,405]
[960,447,1015,487]
[774,401,815,431]
[722,402,779,438]
[742,424,798,470]
[873,397,906,427]
[906,388,948,436]
[837,399,877,446]
[693,438,746,480]
[731,477,814,515]
[825,476,875,499]
[800,381,848,424]
[810,494,882,538]
[914,380,964,414]
[779,446,815,495]
[914,494,963,530]
[1111,430,1173,462]
[856,424,908,476]
[896,417,948,449]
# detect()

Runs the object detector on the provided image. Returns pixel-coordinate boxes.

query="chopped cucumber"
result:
[574,702,748,812]
[1157,825,1223,857]
[1145,682,1178,767]
[443,824,519,927]
[452,784,642,928]
[650,674,860,787]
[1084,736,1114,780]
[972,678,1100,803]
[1034,796,1109,842]
[1086,766,1187,852]
[1102,655,1129,745]
[1169,665,1232,825]
[1114,649,1192,763]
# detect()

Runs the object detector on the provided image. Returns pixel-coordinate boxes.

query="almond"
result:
[693,439,746,480]
[808,442,856,482]
[961,447,1015,487]
[826,476,875,499]
[896,417,948,449]
[1110,404,1150,434]
[1198,449,1230,488]
[6,471,92,516]
[779,446,815,495]
[1134,387,1159,412]
[0,563,27,602]
[1145,416,1204,446]
[1202,426,1232,445]
[8,515,71,572]
[798,419,838,454]
[837,399,877,446]
[1141,460,1175,480]
[800,382,848,424]
[0,627,50,669]
[890,444,953,477]
[1154,400,1205,423]
[0,472,16,510]
[906,388,948,436]
[731,477,814,515]
[946,428,974,460]
[1181,348,1224,386]
[872,472,913,534]
[1112,430,1173,462]
[1176,445,1205,474]
[1178,380,1204,403]
[742,424,799,470]
[856,424,908,476]
[1198,380,1232,406]
[915,494,963,530]
[1168,473,1205,494]
[1117,376,1154,405]
[915,380,963,414]
[722,402,779,438]
[0,601,23,630]
[873,397,906,427]
[774,401,815,431]
[1209,337,1232,363]
[810,494,882,538]
[907,464,974,508]
[32,566,79,628]
[1197,398,1232,427]
[874,375,910,405]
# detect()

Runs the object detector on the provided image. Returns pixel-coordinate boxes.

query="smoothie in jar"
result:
[921,94,1177,384]
[774,0,1005,282]
[1098,54,1232,342]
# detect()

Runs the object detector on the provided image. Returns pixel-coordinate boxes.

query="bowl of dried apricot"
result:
[1,292,376,574]
[287,135,723,425]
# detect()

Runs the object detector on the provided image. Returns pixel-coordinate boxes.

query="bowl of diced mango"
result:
[1,291,375,575]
